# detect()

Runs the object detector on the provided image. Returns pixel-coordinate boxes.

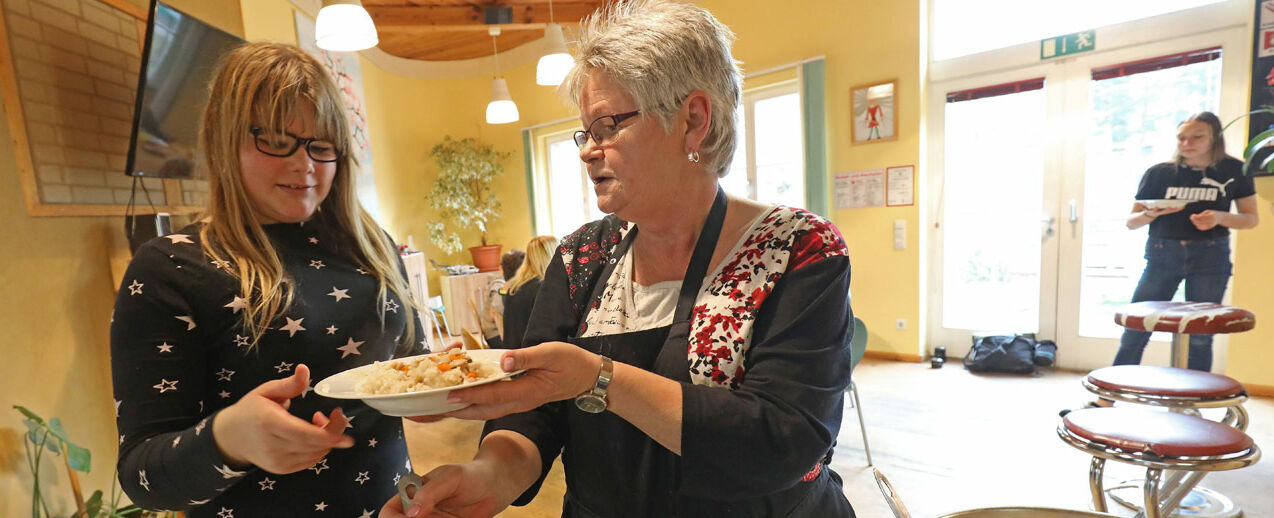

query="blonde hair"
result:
[198,42,416,348]
[507,236,559,295]
[562,0,742,178]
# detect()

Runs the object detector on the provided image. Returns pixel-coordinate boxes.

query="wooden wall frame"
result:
[0,0,203,217]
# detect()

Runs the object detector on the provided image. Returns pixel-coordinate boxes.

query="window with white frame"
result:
[531,80,807,239]
[722,81,805,207]
[536,130,606,238]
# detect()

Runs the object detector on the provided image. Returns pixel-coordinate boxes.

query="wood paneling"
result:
[365,0,606,61]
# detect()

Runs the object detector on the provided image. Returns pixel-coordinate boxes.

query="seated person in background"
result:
[480,248,525,348]
[382,1,855,515]
[501,236,559,348]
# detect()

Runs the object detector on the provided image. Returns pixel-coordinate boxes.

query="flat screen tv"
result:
[125,1,243,178]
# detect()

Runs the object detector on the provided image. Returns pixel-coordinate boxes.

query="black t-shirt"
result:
[1135,157,1256,240]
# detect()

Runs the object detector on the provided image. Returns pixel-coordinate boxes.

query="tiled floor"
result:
[405,358,1274,517]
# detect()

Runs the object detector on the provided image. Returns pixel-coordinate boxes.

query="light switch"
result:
[893,219,906,250]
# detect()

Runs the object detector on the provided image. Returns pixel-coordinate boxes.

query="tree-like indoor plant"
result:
[425,136,510,272]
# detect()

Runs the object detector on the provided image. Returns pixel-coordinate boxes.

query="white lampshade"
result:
[486,78,520,124]
[315,0,378,52]
[536,24,573,86]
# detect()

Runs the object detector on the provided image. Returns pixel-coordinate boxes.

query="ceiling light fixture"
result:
[315,0,379,51]
[536,0,573,86]
[486,27,520,124]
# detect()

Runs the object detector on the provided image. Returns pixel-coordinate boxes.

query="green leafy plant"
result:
[1223,108,1274,176]
[14,405,144,518]
[425,136,509,255]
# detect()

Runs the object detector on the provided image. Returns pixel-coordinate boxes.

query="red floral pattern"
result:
[557,208,846,389]
[688,207,847,388]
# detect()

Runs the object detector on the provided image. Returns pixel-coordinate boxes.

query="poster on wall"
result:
[851,80,897,145]
[1248,1,1274,177]
[834,169,886,209]
[294,12,384,215]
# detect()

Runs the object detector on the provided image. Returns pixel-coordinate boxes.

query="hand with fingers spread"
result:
[211,364,354,474]
[431,341,599,422]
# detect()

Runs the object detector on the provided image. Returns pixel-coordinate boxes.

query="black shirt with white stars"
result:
[111,220,424,517]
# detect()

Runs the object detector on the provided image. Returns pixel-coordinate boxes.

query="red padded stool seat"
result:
[1113,301,1255,335]
[1057,408,1260,518]
[1084,366,1248,415]
[1063,408,1252,458]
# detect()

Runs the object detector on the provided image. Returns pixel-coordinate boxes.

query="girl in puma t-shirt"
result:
[1113,111,1259,372]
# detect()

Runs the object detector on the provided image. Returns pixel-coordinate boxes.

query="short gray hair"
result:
[562,0,742,178]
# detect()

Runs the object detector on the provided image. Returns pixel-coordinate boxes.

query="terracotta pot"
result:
[468,244,502,273]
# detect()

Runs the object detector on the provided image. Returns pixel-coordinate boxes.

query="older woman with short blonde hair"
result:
[384,0,856,516]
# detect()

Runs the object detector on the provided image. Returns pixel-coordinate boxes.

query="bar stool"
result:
[1091,301,1257,516]
[1057,408,1260,518]
[1113,301,1254,369]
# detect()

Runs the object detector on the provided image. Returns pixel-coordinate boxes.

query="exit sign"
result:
[1041,31,1096,60]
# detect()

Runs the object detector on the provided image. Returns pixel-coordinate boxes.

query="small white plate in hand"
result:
[1139,199,1192,210]
[314,349,524,417]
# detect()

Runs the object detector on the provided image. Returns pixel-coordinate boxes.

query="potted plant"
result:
[425,136,510,272]
[13,405,171,518]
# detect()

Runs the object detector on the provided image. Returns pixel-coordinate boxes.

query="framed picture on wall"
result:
[851,79,897,145]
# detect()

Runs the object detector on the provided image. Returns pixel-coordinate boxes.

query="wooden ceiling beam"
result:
[368,3,602,27]
[380,23,547,32]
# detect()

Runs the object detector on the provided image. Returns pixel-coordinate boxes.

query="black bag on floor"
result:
[963,335,1036,374]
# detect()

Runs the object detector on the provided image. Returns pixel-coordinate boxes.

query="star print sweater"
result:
[111,221,423,516]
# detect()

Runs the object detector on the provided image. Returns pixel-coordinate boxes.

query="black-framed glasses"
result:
[573,110,641,149]
[250,127,341,163]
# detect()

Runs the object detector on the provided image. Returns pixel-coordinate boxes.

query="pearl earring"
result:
[687,151,700,163]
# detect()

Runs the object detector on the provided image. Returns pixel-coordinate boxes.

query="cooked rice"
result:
[356,350,500,395]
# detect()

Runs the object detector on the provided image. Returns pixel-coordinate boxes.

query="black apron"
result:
[559,188,851,518]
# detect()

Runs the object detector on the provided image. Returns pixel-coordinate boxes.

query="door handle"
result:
[1069,199,1078,223]
[1042,216,1055,237]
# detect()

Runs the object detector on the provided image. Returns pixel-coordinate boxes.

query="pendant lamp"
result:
[486,27,520,124]
[536,0,572,86]
[315,0,379,51]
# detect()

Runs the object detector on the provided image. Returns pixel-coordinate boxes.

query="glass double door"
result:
[928,30,1245,370]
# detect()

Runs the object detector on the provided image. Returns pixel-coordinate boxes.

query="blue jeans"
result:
[1112,237,1231,371]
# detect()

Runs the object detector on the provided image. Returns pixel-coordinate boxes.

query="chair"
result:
[426,295,455,347]
[848,313,872,466]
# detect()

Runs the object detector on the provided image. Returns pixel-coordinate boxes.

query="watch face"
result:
[574,394,606,413]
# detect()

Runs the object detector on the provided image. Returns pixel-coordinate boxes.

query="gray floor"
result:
[835,358,1274,517]
[405,358,1274,517]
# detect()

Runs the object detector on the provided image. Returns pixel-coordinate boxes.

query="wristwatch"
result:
[574,355,613,414]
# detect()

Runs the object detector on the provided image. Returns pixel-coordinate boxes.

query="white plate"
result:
[315,349,524,416]
[1139,199,1192,210]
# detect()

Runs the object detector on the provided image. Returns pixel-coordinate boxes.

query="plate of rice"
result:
[315,349,523,416]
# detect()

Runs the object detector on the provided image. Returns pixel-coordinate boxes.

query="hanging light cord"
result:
[548,0,555,23]
[490,28,502,77]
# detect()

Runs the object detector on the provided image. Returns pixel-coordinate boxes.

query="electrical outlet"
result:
[895,318,907,331]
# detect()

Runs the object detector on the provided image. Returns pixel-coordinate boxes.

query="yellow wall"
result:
[0,1,242,515]
[1228,177,1274,388]
[705,0,925,358]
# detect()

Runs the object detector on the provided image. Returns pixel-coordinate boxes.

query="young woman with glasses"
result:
[384,0,856,515]
[111,42,422,515]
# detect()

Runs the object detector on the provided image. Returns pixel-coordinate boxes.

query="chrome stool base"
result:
[1107,484,1240,518]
